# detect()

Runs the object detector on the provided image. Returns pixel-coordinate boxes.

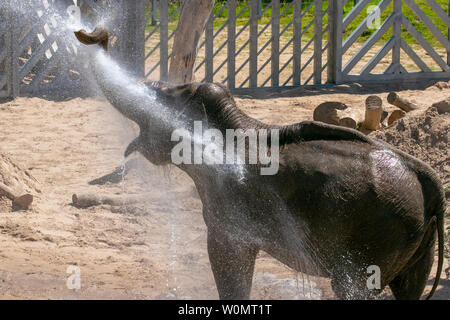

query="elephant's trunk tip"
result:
[74,27,109,51]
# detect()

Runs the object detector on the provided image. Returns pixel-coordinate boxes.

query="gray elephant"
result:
[74,28,445,300]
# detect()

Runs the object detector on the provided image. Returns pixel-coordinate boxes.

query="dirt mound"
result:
[0,151,41,211]
[370,106,449,186]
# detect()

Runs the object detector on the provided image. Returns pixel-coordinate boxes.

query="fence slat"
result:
[343,0,371,30]
[121,0,145,77]
[250,0,258,88]
[327,0,343,83]
[205,11,214,82]
[400,38,431,73]
[293,0,302,86]
[402,15,450,71]
[271,0,280,87]
[360,38,394,75]
[160,0,169,81]
[343,13,395,74]
[342,0,391,54]
[403,0,450,51]
[6,11,18,98]
[314,0,323,84]
[392,0,401,73]
[448,2,450,66]
[227,0,236,88]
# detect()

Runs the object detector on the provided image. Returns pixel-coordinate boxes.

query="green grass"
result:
[145,0,449,49]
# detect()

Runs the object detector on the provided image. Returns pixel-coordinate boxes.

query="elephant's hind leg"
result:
[207,229,258,300]
[389,218,437,300]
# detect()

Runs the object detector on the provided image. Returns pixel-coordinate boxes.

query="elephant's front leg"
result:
[207,228,258,300]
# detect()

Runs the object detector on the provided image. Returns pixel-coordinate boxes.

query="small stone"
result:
[431,98,450,114]
[12,194,33,211]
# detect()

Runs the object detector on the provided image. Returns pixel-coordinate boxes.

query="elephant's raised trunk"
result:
[74,28,151,127]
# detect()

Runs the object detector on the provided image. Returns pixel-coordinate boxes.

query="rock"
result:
[431,98,450,114]
[12,194,33,211]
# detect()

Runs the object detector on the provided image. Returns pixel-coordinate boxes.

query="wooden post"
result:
[120,0,145,77]
[314,0,323,84]
[448,2,450,66]
[205,11,214,82]
[227,0,236,89]
[327,0,343,84]
[392,0,401,73]
[271,0,280,87]
[250,0,258,88]
[8,10,19,98]
[293,0,302,86]
[362,96,383,131]
[160,0,169,81]
[152,0,158,26]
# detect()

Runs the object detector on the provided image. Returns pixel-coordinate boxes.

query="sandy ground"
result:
[0,82,449,300]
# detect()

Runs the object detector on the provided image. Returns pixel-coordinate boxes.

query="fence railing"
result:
[1,0,450,99]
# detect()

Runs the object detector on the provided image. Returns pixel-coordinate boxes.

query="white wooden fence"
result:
[1,0,450,99]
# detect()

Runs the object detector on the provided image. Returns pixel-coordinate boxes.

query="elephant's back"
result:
[278,139,424,231]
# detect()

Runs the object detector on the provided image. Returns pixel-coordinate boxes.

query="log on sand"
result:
[387,92,418,112]
[338,117,357,129]
[313,102,348,125]
[72,193,147,208]
[362,96,383,131]
[387,109,406,126]
[0,182,33,210]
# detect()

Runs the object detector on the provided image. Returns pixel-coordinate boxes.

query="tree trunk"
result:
[169,0,215,84]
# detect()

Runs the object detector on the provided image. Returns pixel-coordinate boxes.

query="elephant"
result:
[74,28,445,300]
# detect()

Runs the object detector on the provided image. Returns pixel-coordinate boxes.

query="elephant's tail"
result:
[425,187,445,300]
[384,144,445,300]
[413,166,446,300]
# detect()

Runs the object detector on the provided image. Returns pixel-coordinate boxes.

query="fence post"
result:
[7,11,19,98]
[152,0,158,26]
[271,0,280,87]
[447,1,450,66]
[160,0,169,81]
[250,0,258,88]
[227,0,236,89]
[120,0,145,77]
[314,0,323,84]
[392,0,401,73]
[293,0,302,86]
[327,0,343,84]
[205,11,214,82]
